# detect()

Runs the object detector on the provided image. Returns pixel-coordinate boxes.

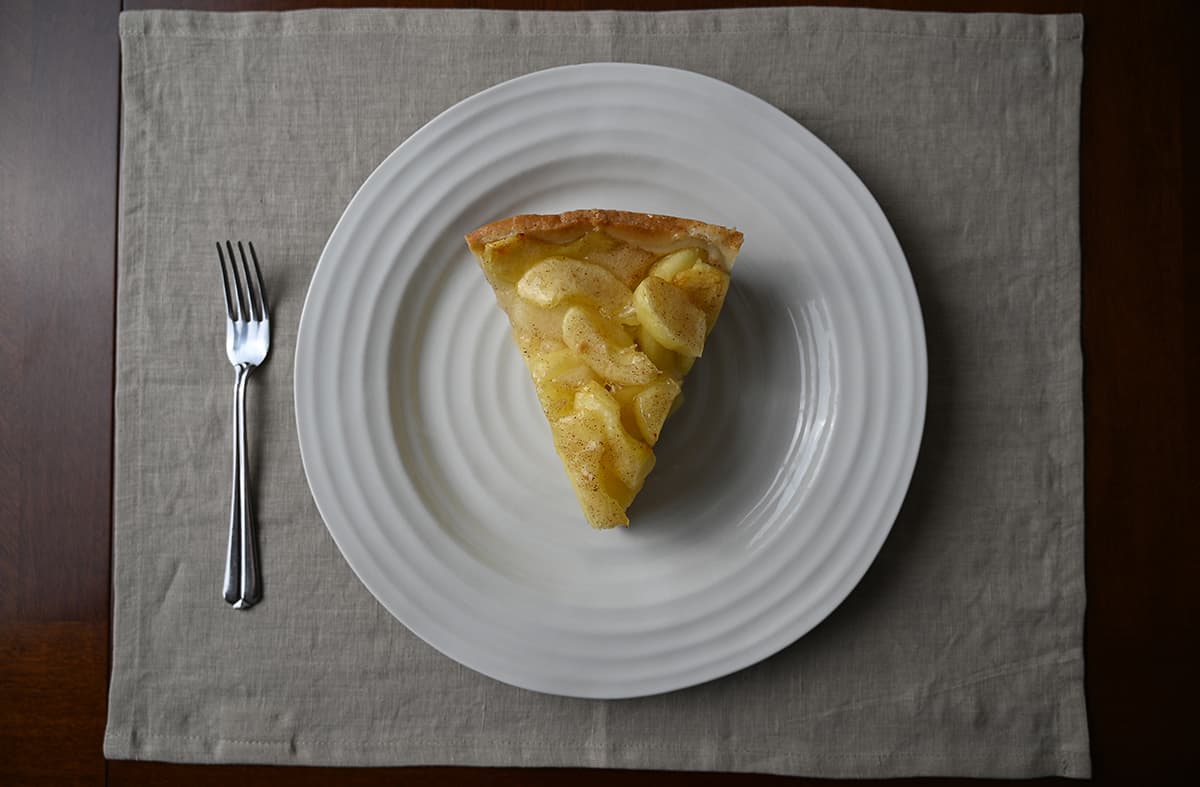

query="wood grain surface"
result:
[0,0,1192,785]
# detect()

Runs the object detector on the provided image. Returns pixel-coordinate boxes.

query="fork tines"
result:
[216,241,269,322]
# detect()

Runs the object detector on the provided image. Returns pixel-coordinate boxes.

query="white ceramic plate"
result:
[295,63,925,698]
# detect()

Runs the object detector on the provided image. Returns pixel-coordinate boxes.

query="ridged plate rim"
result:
[295,63,926,698]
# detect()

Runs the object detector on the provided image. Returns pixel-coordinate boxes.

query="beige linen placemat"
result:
[105,8,1087,777]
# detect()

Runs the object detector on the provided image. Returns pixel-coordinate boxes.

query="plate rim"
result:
[295,62,927,698]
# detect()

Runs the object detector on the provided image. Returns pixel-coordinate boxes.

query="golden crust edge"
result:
[464,210,744,271]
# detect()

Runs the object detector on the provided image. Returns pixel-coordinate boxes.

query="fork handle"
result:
[224,363,262,609]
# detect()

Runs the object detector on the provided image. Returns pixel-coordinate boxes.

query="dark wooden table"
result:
[1,0,1191,784]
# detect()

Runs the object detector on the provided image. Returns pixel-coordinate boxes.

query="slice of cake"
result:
[467,210,742,528]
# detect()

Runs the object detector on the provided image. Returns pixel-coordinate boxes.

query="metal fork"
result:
[217,241,270,609]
